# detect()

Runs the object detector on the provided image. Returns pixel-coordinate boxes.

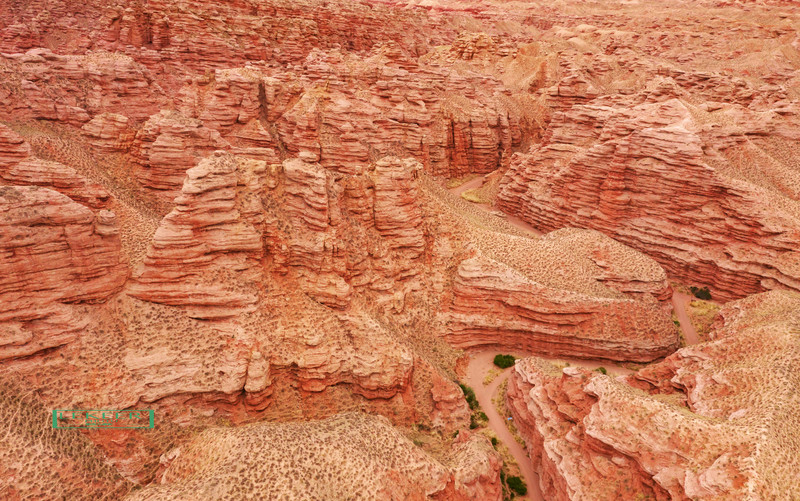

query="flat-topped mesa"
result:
[0,186,126,359]
[507,290,800,501]
[497,98,800,302]
[443,241,676,363]
[131,110,231,200]
[127,151,265,319]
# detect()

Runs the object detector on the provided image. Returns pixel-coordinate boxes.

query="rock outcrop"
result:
[173,43,535,178]
[266,155,428,309]
[428,178,677,362]
[0,185,126,359]
[445,249,676,362]
[81,113,137,154]
[0,48,165,125]
[127,151,264,319]
[507,290,800,500]
[279,156,351,308]
[498,98,800,302]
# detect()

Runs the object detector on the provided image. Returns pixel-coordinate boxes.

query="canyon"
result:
[1,0,799,499]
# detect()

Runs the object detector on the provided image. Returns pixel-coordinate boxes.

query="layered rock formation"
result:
[508,290,800,500]
[0,185,125,359]
[445,248,676,362]
[428,178,677,362]
[131,111,231,199]
[127,151,264,319]
[0,48,164,125]
[81,113,136,154]
[279,156,352,308]
[172,44,534,178]
[498,98,800,302]
[2,0,800,498]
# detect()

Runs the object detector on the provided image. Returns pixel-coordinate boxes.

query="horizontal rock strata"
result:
[497,98,800,302]
[0,185,125,359]
[127,151,264,319]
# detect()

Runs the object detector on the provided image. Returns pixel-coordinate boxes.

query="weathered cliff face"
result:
[0,48,165,125]
[263,155,429,309]
[81,113,137,154]
[508,290,800,501]
[130,111,232,199]
[127,151,264,319]
[498,98,800,302]
[0,0,447,79]
[0,185,126,359]
[278,156,352,308]
[171,44,534,178]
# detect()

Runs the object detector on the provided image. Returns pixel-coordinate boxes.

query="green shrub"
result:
[491,437,498,447]
[459,383,479,410]
[493,354,516,369]
[689,286,712,300]
[507,476,527,496]
[594,367,608,375]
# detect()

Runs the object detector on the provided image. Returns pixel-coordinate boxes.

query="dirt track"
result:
[672,291,699,345]
[465,351,543,501]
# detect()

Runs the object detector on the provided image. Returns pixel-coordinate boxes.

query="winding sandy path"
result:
[450,175,485,196]
[466,351,543,501]
[447,177,542,236]
[672,291,699,345]
[464,351,633,500]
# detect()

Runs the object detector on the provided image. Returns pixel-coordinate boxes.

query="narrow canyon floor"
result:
[1,0,800,500]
